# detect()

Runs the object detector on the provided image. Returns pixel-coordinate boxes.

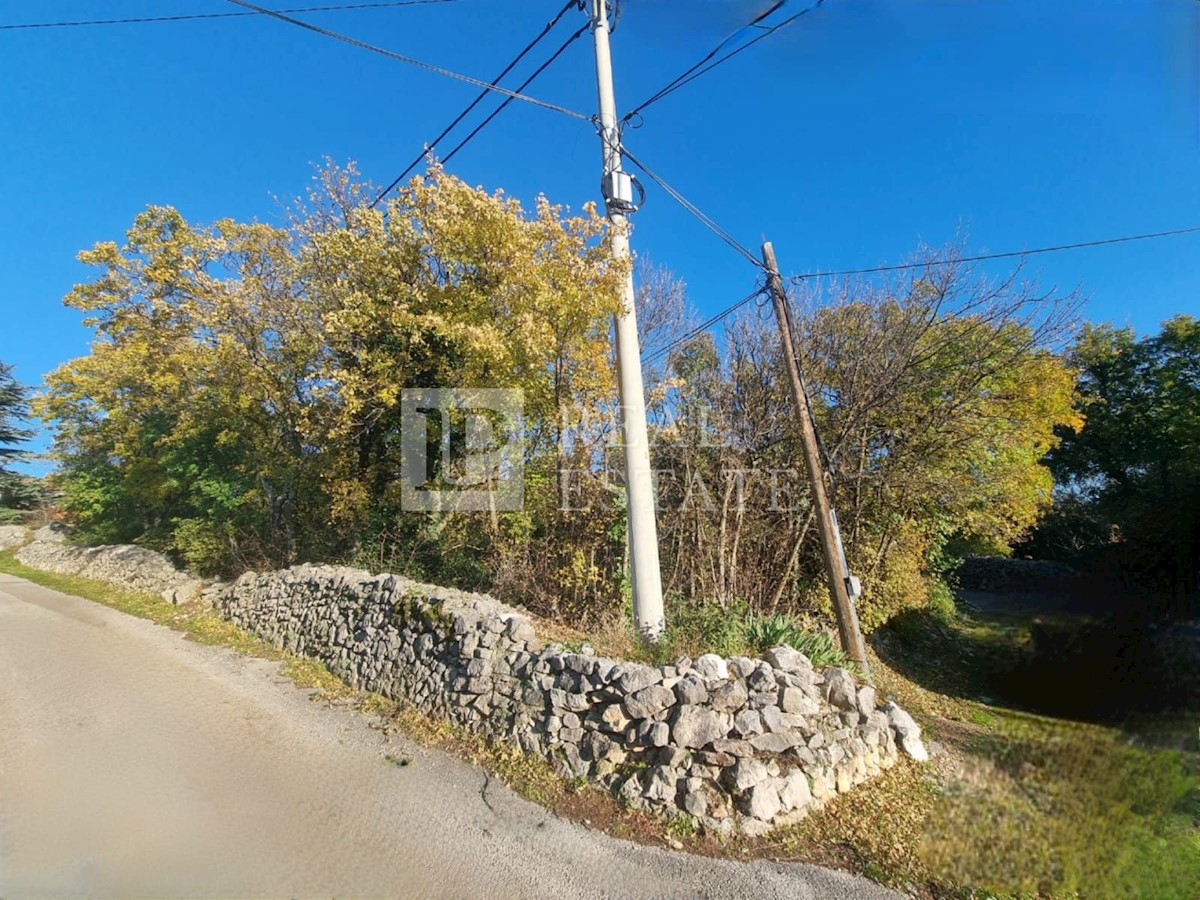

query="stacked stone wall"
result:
[0,525,28,550]
[9,530,929,834]
[15,527,203,603]
[214,564,927,834]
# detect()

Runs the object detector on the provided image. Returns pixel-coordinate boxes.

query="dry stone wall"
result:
[0,525,29,550]
[10,531,928,835]
[214,564,928,835]
[957,556,1078,593]
[15,526,204,604]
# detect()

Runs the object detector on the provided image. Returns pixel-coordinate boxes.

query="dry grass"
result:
[763,759,938,889]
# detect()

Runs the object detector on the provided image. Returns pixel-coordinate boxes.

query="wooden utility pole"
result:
[762,241,871,679]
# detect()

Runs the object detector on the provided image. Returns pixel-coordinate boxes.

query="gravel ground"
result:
[0,573,898,900]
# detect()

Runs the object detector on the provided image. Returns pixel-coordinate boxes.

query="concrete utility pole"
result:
[588,0,665,639]
[762,241,871,678]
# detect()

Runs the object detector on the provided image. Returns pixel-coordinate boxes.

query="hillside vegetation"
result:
[38,163,1084,638]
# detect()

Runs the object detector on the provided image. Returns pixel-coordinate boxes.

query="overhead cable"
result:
[623,0,826,123]
[622,0,785,123]
[225,0,591,121]
[0,1,457,31]
[645,285,766,364]
[437,24,591,170]
[788,225,1200,283]
[371,0,581,206]
[619,145,762,268]
[648,223,1200,364]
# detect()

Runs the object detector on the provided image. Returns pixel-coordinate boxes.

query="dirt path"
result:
[0,573,896,899]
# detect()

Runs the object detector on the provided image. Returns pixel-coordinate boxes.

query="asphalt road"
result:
[0,573,898,899]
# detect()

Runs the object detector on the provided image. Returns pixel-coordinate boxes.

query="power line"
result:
[621,0,786,123]
[371,0,581,207]
[438,23,590,169]
[623,0,826,124]
[647,223,1200,365]
[619,145,762,268]
[645,285,766,364]
[225,0,591,121]
[787,225,1200,282]
[648,0,826,117]
[0,1,456,31]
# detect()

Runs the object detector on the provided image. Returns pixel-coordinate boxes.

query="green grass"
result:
[771,658,1200,898]
[967,707,1001,728]
[874,602,1200,898]
[665,814,698,841]
[744,611,851,668]
[923,711,1200,899]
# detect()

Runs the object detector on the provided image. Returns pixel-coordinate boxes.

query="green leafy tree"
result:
[0,362,39,517]
[41,203,329,570]
[1042,315,1200,611]
[1052,316,1200,495]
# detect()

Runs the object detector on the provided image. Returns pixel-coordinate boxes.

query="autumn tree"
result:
[649,252,1082,630]
[300,167,622,550]
[42,163,624,587]
[43,165,1086,634]
[795,264,1081,628]
[41,204,328,569]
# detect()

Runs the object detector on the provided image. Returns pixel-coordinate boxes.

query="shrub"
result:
[744,612,851,668]
[642,598,852,669]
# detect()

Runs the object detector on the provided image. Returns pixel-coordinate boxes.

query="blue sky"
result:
[1,0,1198,472]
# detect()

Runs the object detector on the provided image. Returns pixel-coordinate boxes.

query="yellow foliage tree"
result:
[41,164,624,579]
